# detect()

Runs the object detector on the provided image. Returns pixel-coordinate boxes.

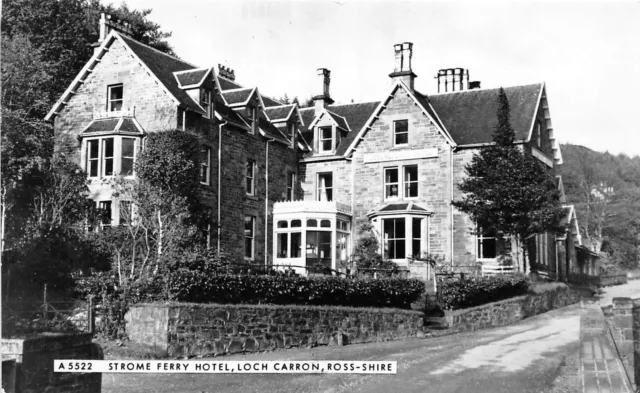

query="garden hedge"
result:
[437,274,529,310]
[168,271,425,309]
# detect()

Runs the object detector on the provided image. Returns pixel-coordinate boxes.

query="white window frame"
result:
[476,227,498,261]
[393,119,409,146]
[286,171,295,201]
[383,165,419,201]
[244,215,255,260]
[382,217,407,260]
[200,147,211,185]
[107,84,123,112]
[316,172,333,201]
[84,136,138,179]
[318,126,334,153]
[384,167,400,200]
[98,200,113,229]
[246,160,256,195]
[200,88,212,119]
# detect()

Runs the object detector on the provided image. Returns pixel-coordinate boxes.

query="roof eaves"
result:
[525,82,545,143]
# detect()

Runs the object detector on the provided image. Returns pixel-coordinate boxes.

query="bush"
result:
[167,273,425,309]
[437,274,529,310]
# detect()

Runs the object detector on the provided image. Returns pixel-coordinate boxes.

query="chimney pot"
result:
[313,68,333,114]
[389,42,416,91]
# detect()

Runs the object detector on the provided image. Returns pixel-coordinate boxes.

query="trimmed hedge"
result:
[437,274,529,310]
[168,272,425,309]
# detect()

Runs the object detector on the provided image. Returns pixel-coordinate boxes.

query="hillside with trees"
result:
[559,143,640,269]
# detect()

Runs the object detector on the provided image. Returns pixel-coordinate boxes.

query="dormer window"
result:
[318,126,333,153]
[394,119,408,146]
[107,84,123,112]
[200,88,212,118]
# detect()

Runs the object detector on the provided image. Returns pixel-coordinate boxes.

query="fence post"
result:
[43,283,48,322]
[87,296,95,334]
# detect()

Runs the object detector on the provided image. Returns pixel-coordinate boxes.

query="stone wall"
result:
[1,333,103,393]
[444,285,582,332]
[603,297,639,386]
[126,303,424,358]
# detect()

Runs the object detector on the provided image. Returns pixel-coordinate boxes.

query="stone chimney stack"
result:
[218,64,236,81]
[94,13,134,54]
[389,42,417,91]
[313,68,334,115]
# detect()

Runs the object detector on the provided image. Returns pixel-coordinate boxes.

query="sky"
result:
[118,0,640,157]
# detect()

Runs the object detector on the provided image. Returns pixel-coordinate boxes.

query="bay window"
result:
[383,217,406,259]
[85,137,138,178]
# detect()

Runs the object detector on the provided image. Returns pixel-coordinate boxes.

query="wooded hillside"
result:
[559,143,640,268]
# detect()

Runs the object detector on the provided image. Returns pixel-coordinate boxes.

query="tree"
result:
[452,88,565,273]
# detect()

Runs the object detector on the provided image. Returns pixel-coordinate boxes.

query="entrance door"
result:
[306,231,332,274]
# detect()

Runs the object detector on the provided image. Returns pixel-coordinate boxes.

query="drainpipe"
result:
[450,144,455,269]
[217,121,227,254]
[265,137,275,267]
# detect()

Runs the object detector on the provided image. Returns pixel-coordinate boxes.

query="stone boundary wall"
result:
[444,285,583,333]
[0,333,103,393]
[600,274,628,287]
[126,303,425,358]
[603,297,640,387]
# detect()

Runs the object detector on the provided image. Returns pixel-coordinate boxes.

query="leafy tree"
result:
[350,223,401,276]
[452,88,565,273]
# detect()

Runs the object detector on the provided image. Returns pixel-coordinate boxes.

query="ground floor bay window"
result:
[272,201,352,275]
[368,202,430,266]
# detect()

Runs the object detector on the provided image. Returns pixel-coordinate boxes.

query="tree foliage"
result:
[452,88,565,271]
[560,144,640,268]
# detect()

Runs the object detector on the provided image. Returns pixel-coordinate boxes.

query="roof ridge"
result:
[329,100,381,108]
[426,83,543,97]
[118,32,198,69]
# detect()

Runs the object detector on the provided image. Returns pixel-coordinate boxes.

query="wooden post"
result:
[43,284,48,322]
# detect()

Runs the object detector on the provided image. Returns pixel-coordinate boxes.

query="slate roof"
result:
[120,35,204,114]
[222,88,255,106]
[82,117,144,135]
[218,76,242,91]
[299,101,380,158]
[175,69,208,87]
[327,111,350,131]
[379,203,427,212]
[428,84,542,146]
[265,105,295,122]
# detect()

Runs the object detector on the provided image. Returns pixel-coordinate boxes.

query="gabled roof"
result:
[264,104,298,123]
[222,87,257,107]
[428,84,543,146]
[327,111,350,131]
[218,76,281,108]
[119,34,204,114]
[174,68,211,88]
[343,80,455,157]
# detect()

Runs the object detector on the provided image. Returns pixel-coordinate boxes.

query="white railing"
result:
[273,200,352,215]
[93,107,135,119]
[481,264,515,277]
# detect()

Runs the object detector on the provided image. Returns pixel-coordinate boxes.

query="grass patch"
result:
[95,337,168,360]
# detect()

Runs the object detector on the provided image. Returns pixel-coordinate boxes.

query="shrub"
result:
[167,273,425,309]
[437,274,529,310]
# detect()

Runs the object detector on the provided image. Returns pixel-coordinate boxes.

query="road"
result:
[102,304,584,393]
[594,277,640,306]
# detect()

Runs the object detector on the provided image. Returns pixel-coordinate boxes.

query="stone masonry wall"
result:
[350,86,453,259]
[603,297,636,385]
[1,333,103,393]
[444,285,582,332]
[126,303,424,358]
[452,147,477,267]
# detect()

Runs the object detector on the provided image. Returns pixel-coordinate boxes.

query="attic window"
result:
[536,122,542,148]
[318,126,333,153]
[249,106,257,135]
[394,120,408,146]
[108,84,123,112]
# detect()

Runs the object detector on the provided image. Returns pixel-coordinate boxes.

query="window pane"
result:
[405,166,417,181]
[122,138,135,157]
[483,239,497,259]
[291,219,301,228]
[110,86,123,100]
[307,219,317,227]
[396,218,405,238]
[412,218,422,238]
[290,232,302,258]
[407,182,418,198]
[385,168,399,198]
[277,221,288,228]
[394,120,408,145]
[386,168,398,183]
[121,158,133,176]
[320,220,331,228]
[89,140,99,159]
[395,120,408,133]
[412,240,421,257]
[321,127,332,138]
[277,233,288,258]
[321,140,332,151]
[244,216,254,258]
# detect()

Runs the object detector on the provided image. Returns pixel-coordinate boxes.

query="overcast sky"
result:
[119,0,640,157]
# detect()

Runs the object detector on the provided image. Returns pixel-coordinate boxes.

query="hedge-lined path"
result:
[102,304,584,393]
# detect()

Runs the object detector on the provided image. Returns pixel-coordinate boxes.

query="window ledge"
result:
[245,194,259,201]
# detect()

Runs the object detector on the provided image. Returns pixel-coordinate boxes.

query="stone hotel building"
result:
[47,15,582,278]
